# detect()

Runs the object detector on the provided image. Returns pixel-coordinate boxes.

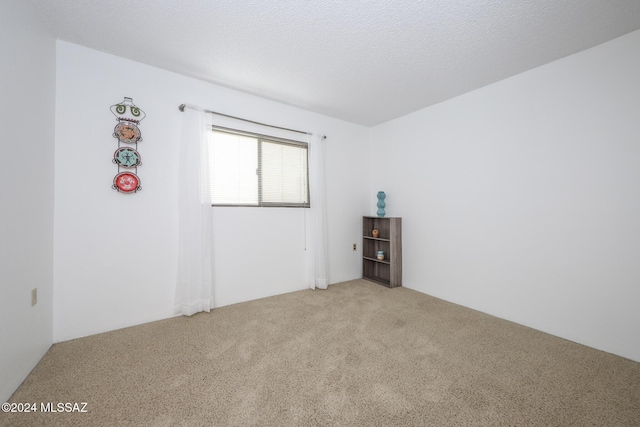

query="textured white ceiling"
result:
[32,0,640,126]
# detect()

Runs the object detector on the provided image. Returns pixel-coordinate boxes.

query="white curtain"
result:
[175,106,214,315]
[305,134,328,290]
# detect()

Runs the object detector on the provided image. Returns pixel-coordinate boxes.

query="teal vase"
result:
[376,191,386,217]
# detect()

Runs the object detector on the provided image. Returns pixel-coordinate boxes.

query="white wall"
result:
[54,42,369,342]
[370,30,640,362]
[0,1,56,402]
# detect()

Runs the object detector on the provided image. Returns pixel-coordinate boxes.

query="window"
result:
[208,128,309,207]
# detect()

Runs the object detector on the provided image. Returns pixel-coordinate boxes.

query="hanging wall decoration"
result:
[110,97,145,193]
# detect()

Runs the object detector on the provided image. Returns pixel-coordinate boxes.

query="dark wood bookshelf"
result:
[362,216,402,288]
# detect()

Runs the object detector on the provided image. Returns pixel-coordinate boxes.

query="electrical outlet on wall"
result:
[31,288,38,306]
[353,243,357,251]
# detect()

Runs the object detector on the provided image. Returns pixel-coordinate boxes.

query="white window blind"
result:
[208,128,309,207]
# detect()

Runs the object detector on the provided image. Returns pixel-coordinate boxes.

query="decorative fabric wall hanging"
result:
[110,97,145,193]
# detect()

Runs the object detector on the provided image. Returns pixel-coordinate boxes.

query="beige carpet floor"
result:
[2,279,639,426]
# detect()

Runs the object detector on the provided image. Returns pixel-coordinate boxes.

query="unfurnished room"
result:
[1,1,640,425]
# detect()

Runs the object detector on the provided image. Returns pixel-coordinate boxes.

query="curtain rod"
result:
[178,104,326,139]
